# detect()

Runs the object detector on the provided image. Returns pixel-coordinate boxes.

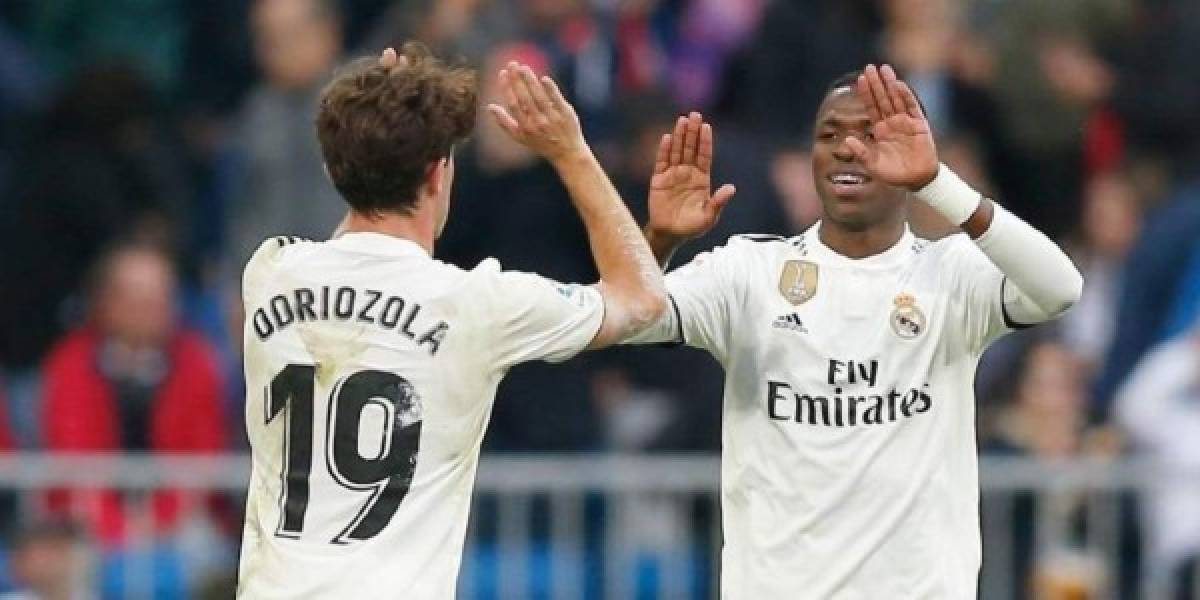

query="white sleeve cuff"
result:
[913,164,981,226]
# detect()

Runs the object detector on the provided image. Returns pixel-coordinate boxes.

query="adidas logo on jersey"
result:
[772,313,808,333]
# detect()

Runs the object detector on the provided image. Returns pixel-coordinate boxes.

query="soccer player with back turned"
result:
[236,46,665,598]
[627,65,1084,597]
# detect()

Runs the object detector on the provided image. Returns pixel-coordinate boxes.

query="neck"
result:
[818,219,907,259]
[337,209,435,255]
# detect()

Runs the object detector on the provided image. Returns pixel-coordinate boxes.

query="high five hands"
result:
[646,112,737,242]
[849,64,940,190]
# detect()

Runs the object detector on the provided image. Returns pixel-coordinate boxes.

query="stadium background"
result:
[0,0,1197,597]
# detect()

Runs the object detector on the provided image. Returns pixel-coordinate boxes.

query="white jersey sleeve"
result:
[940,236,1015,353]
[625,239,751,361]
[475,259,605,369]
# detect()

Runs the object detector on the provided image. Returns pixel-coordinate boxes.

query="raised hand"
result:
[646,112,736,242]
[486,62,587,164]
[849,64,939,190]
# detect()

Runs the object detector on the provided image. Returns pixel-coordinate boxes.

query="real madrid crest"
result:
[890,293,926,339]
[778,261,818,305]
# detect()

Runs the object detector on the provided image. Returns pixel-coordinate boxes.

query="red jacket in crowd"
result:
[40,326,229,545]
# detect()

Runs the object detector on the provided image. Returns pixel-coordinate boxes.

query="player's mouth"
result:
[827,171,871,197]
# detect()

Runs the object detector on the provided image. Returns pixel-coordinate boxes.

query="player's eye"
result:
[817,131,836,142]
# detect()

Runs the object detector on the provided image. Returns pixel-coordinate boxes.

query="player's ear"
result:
[425,157,449,197]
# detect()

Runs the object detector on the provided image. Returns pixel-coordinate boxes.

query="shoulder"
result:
[917,232,983,266]
[44,328,98,370]
[462,257,561,297]
[242,236,316,295]
[699,233,794,264]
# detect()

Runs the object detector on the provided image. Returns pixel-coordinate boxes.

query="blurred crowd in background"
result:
[0,0,1198,597]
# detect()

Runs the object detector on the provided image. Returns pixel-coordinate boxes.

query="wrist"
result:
[644,226,685,258]
[912,163,981,226]
[906,164,941,192]
[547,145,595,171]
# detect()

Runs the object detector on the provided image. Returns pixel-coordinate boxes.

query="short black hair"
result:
[826,71,862,96]
[820,69,927,117]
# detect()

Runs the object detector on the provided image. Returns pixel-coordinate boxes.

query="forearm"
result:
[916,165,1083,320]
[552,151,667,344]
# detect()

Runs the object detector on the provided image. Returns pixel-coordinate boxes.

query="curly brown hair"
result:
[316,42,478,215]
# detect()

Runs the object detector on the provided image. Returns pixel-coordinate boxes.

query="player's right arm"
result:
[619,113,743,355]
[486,63,666,350]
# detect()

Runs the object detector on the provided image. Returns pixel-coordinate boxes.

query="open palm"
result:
[646,113,736,240]
[846,65,939,190]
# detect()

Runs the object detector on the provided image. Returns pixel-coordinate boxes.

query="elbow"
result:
[1061,267,1084,313]
[1044,267,1084,319]
[628,288,668,331]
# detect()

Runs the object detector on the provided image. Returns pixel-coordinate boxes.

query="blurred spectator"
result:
[1093,179,1200,418]
[0,64,188,447]
[1116,328,1200,598]
[0,63,187,371]
[0,519,93,600]
[986,0,1129,238]
[225,0,344,271]
[40,244,228,544]
[1060,171,1142,369]
[983,340,1134,599]
[1110,0,1200,180]
[986,341,1089,459]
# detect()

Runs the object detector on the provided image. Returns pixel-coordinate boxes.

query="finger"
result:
[380,47,398,68]
[516,64,552,114]
[857,74,884,123]
[654,134,671,175]
[865,64,898,118]
[896,80,926,120]
[710,184,737,215]
[844,135,871,163]
[880,65,909,120]
[697,122,714,172]
[498,68,522,116]
[682,112,702,165]
[668,116,687,165]
[540,75,572,117]
[503,63,536,118]
[486,104,520,137]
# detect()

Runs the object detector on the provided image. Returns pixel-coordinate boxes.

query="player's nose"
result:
[832,137,857,162]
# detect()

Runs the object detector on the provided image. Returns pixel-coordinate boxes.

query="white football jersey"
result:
[236,232,603,599]
[633,223,1019,599]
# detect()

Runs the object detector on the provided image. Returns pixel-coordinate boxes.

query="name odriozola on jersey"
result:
[237,233,603,598]
[633,223,1018,598]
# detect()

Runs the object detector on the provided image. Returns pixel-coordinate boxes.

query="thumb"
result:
[710,184,737,215]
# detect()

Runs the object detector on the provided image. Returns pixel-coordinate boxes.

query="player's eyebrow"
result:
[817,114,872,129]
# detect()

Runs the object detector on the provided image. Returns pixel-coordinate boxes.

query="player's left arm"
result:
[848,64,1083,325]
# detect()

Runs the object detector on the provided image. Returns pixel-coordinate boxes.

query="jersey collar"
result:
[802,221,916,268]
[333,232,431,257]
